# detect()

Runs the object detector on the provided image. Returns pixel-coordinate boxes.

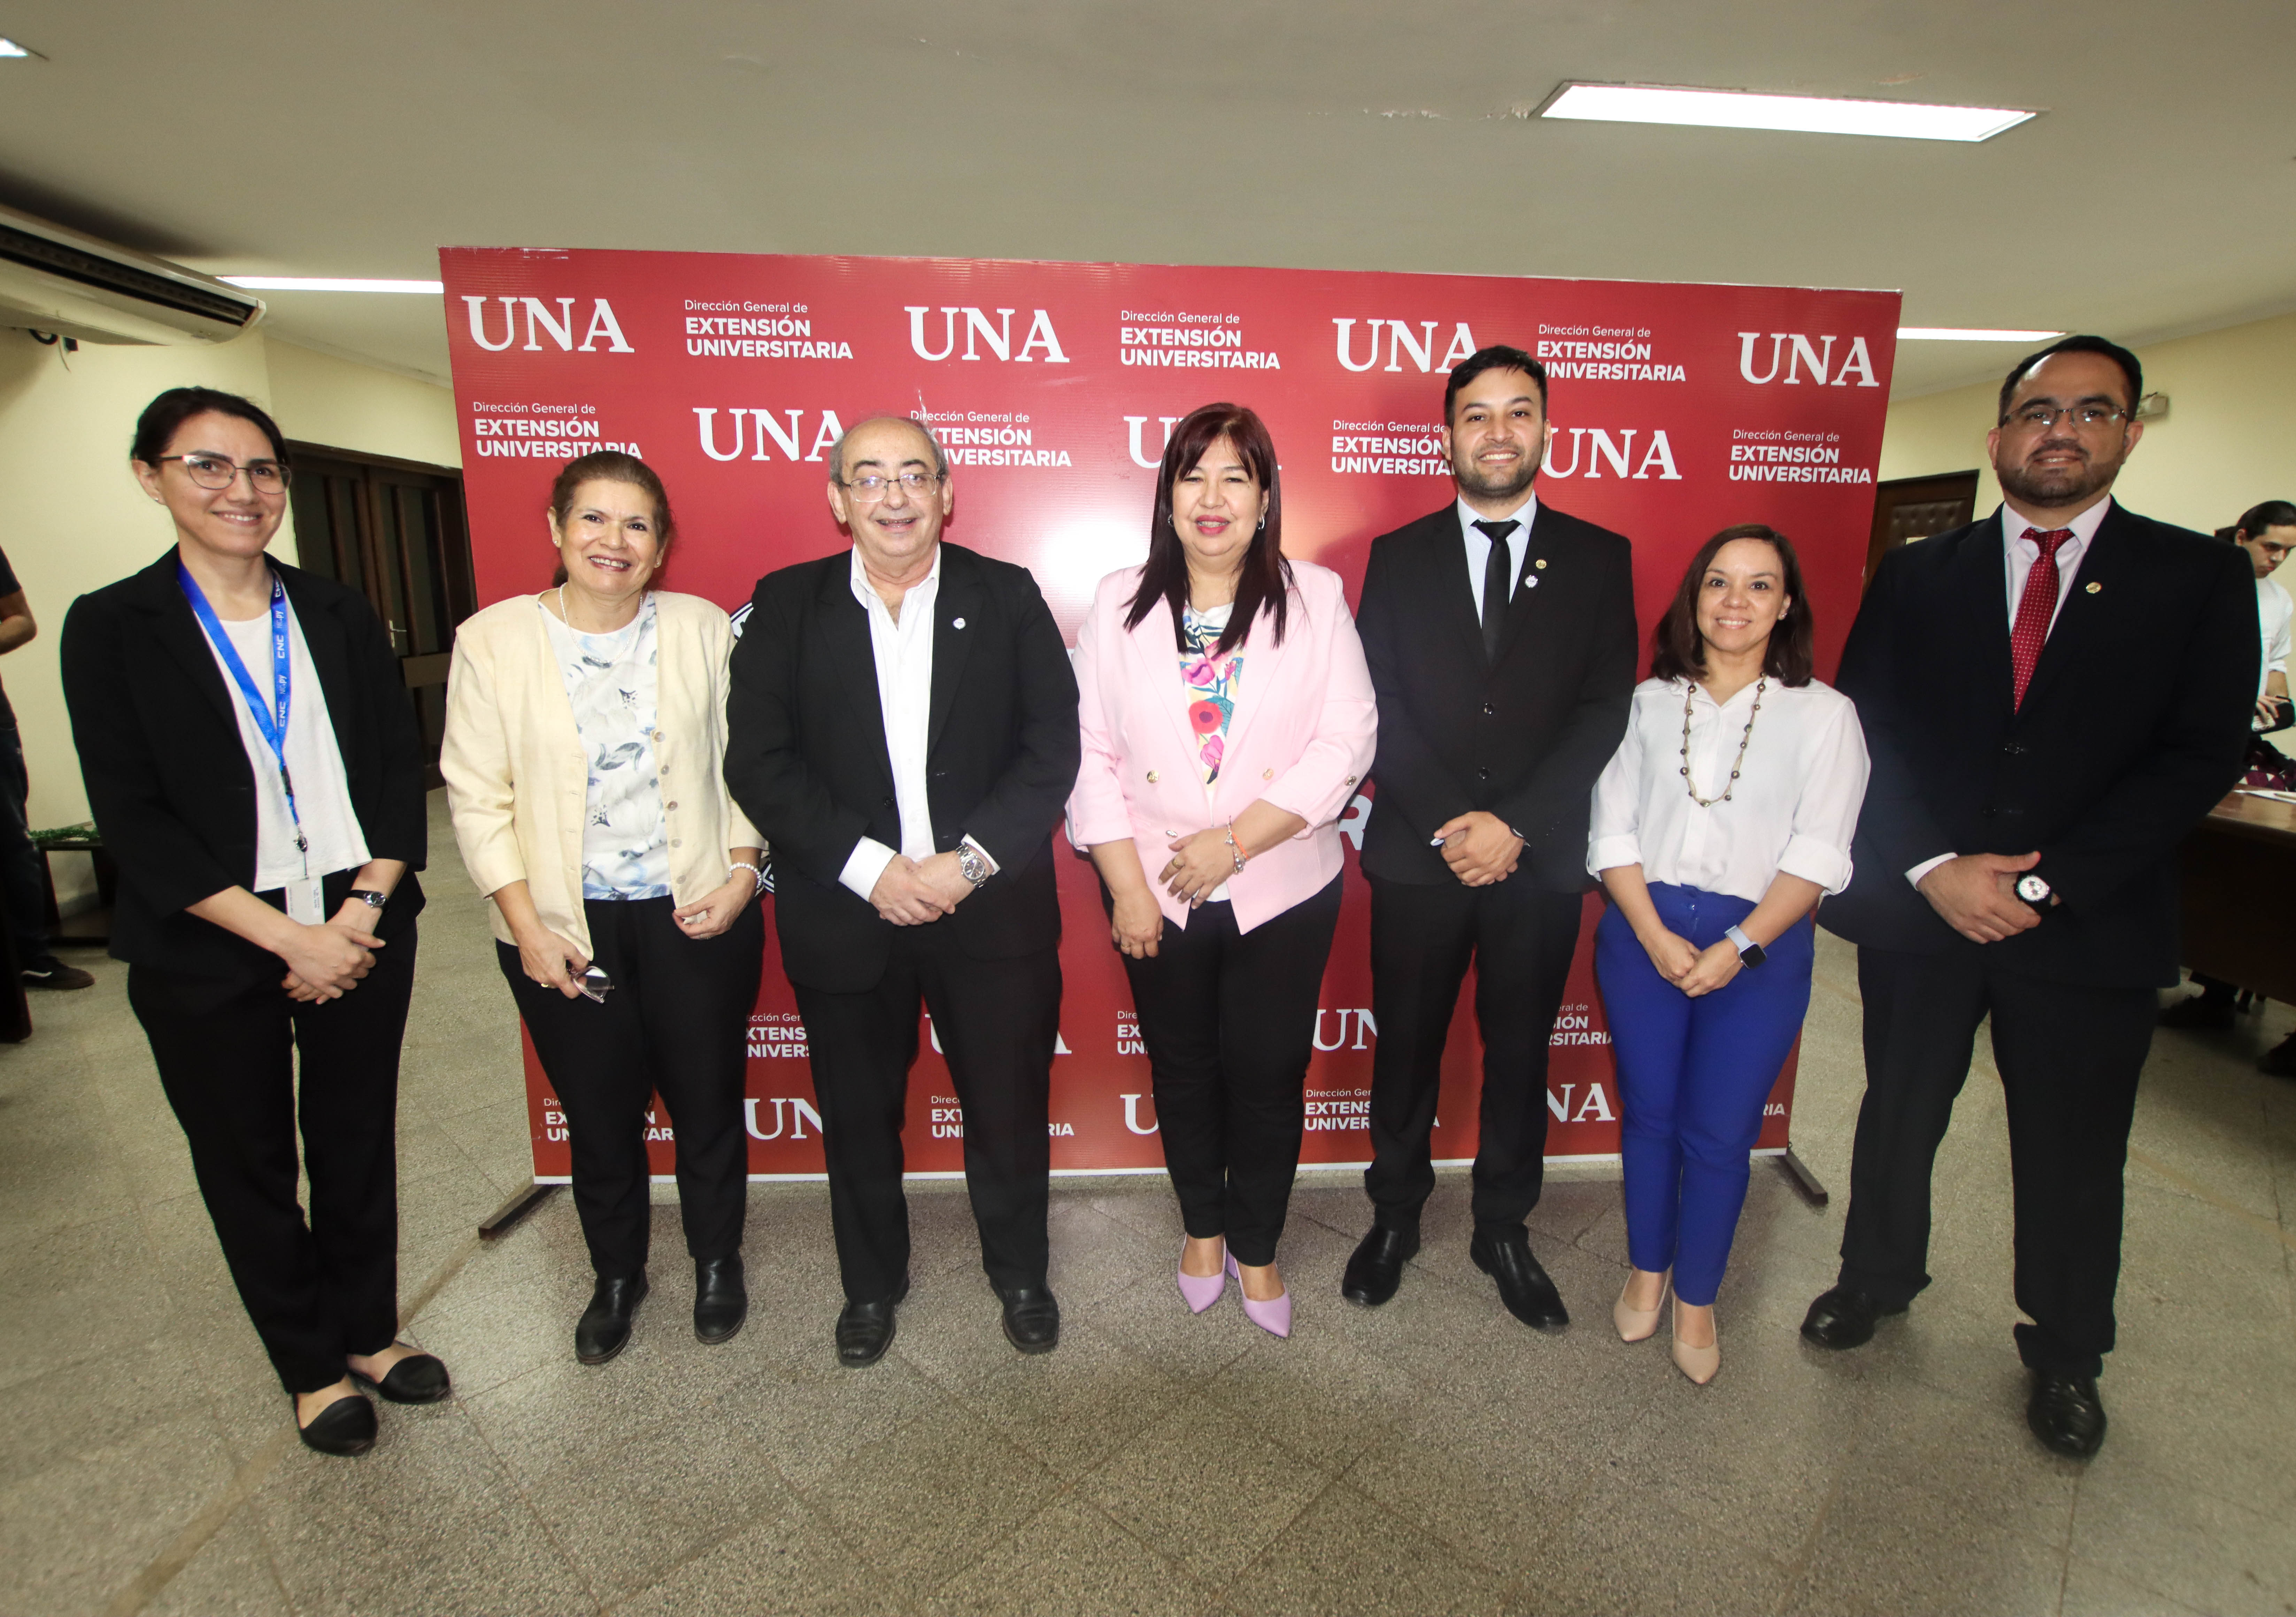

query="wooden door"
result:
[285,443,475,788]
[1864,471,1980,593]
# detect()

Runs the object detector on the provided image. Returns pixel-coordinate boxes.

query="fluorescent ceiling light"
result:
[220,276,444,294]
[1540,82,2035,143]
[0,38,44,59]
[1898,327,2065,342]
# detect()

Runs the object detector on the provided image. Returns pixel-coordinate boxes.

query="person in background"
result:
[1342,345,1638,1333]
[64,386,445,1457]
[725,416,1079,1368]
[0,555,93,991]
[2159,500,2296,1047]
[442,450,766,1366]
[1589,525,1867,1383]
[1804,336,2255,1459]
[1068,403,1377,1338]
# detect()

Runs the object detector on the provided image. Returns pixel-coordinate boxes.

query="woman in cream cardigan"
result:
[443,450,765,1365]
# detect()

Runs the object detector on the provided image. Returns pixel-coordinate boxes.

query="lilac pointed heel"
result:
[1177,1246,1226,1314]
[1227,1252,1292,1339]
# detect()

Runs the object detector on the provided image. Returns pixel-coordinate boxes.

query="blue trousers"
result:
[1594,883,1813,1306]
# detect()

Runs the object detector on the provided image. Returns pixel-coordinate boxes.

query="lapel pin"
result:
[2084,582,2101,595]
[952,616,966,629]
[1535,558,1548,570]
[1525,576,1540,589]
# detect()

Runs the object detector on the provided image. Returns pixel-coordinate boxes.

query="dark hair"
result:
[1997,335,2143,423]
[1444,345,1548,423]
[130,386,288,466]
[547,450,676,587]
[1649,524,1815,688]
[2234,500,2296,540]
[1124,403,1289,656]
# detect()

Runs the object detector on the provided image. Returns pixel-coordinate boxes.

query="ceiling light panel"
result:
[221,276,444,293]
[1540,83,2035,143]
[1897,327,2065,341]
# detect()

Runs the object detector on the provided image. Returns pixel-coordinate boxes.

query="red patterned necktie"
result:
[2010,528,2074,709]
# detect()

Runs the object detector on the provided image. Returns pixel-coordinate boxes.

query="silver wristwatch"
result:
[957,844,990,888]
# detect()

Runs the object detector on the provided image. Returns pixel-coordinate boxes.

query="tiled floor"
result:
[5,792,2293,1615]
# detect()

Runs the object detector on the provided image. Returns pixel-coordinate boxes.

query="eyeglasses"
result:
[159,453,292,493]
[2002,404,2130,432]
[837,470,943,500]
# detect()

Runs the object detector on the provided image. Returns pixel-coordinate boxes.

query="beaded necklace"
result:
[1680,676,1765,807]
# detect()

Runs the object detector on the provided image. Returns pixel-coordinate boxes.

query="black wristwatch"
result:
[2014,873,2051,909]
[347,888,388,910]
[1725,924,1766,967]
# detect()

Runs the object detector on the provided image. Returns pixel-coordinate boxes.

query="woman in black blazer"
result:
[61,387,449,1457]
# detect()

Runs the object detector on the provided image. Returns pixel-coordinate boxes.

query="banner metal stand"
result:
[1777,1149,1829,1206]
[479,1182,560,1241]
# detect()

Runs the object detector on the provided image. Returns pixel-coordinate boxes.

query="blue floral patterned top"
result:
[541,593,672,900]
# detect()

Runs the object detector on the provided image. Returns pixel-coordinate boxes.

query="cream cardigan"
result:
[441,589,763,953]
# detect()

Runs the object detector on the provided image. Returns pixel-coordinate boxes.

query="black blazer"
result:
[1818,503,2255,986]
[725,542,1080,994]
[1356,501,1638,888]
[60,552,427,985]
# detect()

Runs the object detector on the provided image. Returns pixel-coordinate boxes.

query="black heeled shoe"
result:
[293,1391,377,1457]
[349,1345,452,1404]
[576,1273,649,1365]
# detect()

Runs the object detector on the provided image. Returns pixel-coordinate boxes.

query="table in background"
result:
[2180,792,2296,1003]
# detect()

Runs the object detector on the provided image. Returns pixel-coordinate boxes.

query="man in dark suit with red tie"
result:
[1343,346,1638,1329]
[1807,336,2255,1457]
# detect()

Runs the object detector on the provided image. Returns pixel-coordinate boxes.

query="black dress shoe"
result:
[995,1283,1061,1355]
[2027,1371,2108,1457]
[2158,994,2236,1030]
[1469,1231,1569,1331]
[1798,1285,1905,1350]
[1341,1225,1419,1307]
[835,1278,909,1369]
[694,1255,748,1345]
[575,1273,648,1365]
[349,1348,452,1404]
[2262,1032,2296,1078]
[294,1392,377,1457]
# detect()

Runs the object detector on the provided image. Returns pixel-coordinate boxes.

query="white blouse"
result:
[541,595,672,901]
[1587,675,1869,904]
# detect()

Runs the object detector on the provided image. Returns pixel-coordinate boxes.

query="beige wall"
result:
[0,327,456,901]
[1881,311,2296,534]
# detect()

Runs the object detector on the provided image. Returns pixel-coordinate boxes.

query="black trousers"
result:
[1839,943,2155,1378]
[1365,873,1585,1235]
[503,897,764,1280]
[793,924,1060,1303]
[129,928,417,1395]
[1115,875,1343,1267]
[0,714,51,968]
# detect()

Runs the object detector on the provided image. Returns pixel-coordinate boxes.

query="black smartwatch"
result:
[1725,924,1766,967]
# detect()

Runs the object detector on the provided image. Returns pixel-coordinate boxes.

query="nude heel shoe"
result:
[1613,1270,1665,1344]
[1669,1295,1719,1385]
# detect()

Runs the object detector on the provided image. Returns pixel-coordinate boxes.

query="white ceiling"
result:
[4,0,2290,397]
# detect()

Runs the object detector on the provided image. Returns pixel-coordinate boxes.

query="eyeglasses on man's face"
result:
[2002,404,2131,433]
[160,453,292,493]
[837,469,943,500]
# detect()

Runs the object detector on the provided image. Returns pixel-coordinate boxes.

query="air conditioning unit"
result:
[0,203,264,346]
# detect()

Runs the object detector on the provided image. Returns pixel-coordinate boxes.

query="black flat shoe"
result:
[1340,1225,1419,1308]
[576,1273,648,1365]
[2027,1371,2108,1457]
[995,1283,1061,1355]
[835,1277,908,1369]
[349,1347,452,1404]
[293,1392,376,1457]
[1470,1230,1569,1331]
[694,1255,748,1345]
[2158,994,2236,1030]
[1798,1285,1905,1350]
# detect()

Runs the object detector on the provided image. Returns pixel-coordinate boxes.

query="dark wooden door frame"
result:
[1865,470,1981,593]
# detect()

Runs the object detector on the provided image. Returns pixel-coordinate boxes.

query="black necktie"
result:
[1474,519,1519,662]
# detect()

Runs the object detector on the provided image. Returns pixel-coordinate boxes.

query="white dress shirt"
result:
[2257,576,2292,701]
[1588,675,1869,905]
[836,546,997,901]
[1458,492,1538,621]
[1905,495,2113,887]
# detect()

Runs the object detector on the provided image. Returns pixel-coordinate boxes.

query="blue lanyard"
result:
[178,562,307,854]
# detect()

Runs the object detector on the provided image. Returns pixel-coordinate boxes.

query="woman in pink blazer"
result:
[1068,403,1377,1336]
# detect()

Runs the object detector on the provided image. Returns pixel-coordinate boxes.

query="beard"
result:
[1453,450,1540,506]
[1996,437,2124,509]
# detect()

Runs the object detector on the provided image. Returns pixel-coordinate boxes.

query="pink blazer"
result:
[1067,559,1378,933]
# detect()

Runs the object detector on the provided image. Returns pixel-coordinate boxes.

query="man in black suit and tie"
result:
[1806,336,2255,1456]
[1343,345,1638,1329]
[726,415,1080,1367]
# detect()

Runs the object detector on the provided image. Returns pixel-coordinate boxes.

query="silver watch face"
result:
[2015,874,2050,903]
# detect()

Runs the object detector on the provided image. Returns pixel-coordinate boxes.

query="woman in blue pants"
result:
[1588,524,1868,1383]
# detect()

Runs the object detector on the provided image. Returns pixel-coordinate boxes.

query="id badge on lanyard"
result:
[178,564,323,921]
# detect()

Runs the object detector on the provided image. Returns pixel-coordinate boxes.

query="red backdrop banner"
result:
[437,247,1898,1182]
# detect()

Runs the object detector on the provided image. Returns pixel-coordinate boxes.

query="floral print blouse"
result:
[541,593,672,901]
[1180,601,1243,785]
